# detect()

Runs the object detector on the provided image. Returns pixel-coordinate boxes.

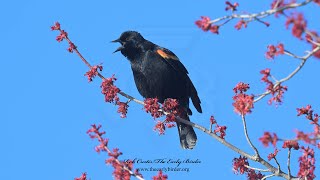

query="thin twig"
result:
[287,149,292,180]
[241,115,260,159]
[274,157,281,175]
[254,46,320,103]
[244,165,271,172]
[209,0,312,25]
[262,174,276,180]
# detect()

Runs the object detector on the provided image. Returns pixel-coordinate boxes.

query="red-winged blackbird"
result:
[112,31,202,149]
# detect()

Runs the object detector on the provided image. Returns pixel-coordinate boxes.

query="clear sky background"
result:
[1,1,319,180]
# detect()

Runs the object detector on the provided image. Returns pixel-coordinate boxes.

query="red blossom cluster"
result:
[154,121,166,135]
[67,42,76,53]
[214,125,227,139]
[87,124,141,180]
[106,148,132,180]
[225,1,239,11]
[298,146,316,180]
[247,169,264,180]
[269,5,320,59]
[232,82,254,116]
[265,43,284,59]
[101,75,120,103]
[162,98,180,127]
[74,173,87,180]
[152,170,168,180]
[282,140,299,150]
[233,82,250,93]
[51,22,77,52]
[144,98,180,134]
[232,156,249,174]
[100,75,128,118]
[84,65,103,82]
[296,105,320,147]
[56,30,67,42]
[267,148,279,161]
[210,115,216,124]
[233,156,264,179]
[260,68,287,105]
[87,124,108,152]
[234,20,247,30]
[52,22,128,118]
[295,130,314,145]
[162,98,180,115]
[285,13,307,39]
[51,22,61,30]
[117,101,129,118]
[144,98,162,119]
[210,116,227,139]
[270,0,287,17]
[297,105,319,125]
[259,131,278,147]
[195,16,219,34]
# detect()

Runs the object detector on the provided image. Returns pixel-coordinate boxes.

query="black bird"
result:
[112,31,202,149]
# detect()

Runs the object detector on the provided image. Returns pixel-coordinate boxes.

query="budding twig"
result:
[209,0,312,26]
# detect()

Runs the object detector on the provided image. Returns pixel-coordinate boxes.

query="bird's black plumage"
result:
[112,31,202,149]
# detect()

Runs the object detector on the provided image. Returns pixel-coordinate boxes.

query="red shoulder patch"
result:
[156,49,179,60]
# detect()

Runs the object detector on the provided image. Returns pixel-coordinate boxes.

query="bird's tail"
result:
[177,110,197,149]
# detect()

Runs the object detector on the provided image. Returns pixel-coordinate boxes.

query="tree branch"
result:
[209,0,312,26]
[254,45,320,103]
[52,23,307,180]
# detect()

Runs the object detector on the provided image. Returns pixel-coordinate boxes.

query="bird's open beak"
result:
[111,39,120,43]
[111,39,124,53]
[113,46,125,53]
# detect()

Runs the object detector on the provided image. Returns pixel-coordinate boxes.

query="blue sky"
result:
[1,0,319,179]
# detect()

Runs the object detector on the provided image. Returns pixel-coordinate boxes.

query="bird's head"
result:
[112,31,145,59]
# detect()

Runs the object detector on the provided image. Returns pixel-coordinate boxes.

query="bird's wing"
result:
[155,47,189,74]
[154,47,202,114]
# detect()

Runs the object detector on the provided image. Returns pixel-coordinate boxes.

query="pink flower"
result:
[101,75,120,103]
[117,101,129,118]
[265,43,285,59]
[68,42,77,53]
[282,140,299,150]
[225,1,239,11]
[56,30,68,42]
[51,22,61,31]
[267,148,279,161]
[259,132,278,147]
[74,173,87,180]
[233,82,250,93]
[235,20,247,30]
[144,98,162,119]
[214,125,227,139]
[195,16,211,31]
[233,94,254,115]
[152,170,168,180]
[210,115,216,125]
[84,65,103,82]
[285,13,307,39]
[247,169,264,180]
[298,146,316,179]
[195,16,220,34]
[232,156,249,174]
